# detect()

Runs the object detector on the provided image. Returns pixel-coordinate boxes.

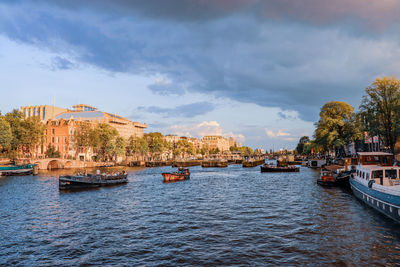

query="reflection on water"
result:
[1,165,400,265]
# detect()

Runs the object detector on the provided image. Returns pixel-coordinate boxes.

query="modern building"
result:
[55,104,147,139]
[20,105,68,122]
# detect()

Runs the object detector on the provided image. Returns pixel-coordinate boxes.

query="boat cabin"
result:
[357,152,393,166]
[308,159,326,168]
[355,165,400,186]
[355,152,400,187]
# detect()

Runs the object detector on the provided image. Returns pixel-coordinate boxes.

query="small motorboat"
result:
[260,163,299,173]
[162,168,190,182]
[317,170,336,186]
[59,171,128,190]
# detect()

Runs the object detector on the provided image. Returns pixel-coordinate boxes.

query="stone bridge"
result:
[33,158,104,170]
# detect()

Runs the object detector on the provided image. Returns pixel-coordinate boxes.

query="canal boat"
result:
[317,170,336,186]
[0,164,34,176]
[162,168,190,182]
[350,152,400,223]
[260,163,299,172]
[308,159,326,168]
[59,171,128,190]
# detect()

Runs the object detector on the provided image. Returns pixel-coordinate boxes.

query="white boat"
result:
[350,152,400,223]
[307,159,326,168]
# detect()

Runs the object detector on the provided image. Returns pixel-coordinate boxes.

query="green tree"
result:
[359,76,400,154]
[296,136,310,154]
[45,145,61,158]
[314,101,361,155]
[0,116,12,151]
[145,132,167,159]
[21,116,45,155]
[127,136,149,156]
[90,123,119,160]
[115,136,126,157]
[74,122,92,157]
[4,109,24,151]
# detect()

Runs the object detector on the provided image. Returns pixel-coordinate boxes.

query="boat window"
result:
[364,156,380,164]
[372,170,383,179]
[366,173,370,179]
[357,170,359,176]
[385,169,397,179]
[362,172,365,179]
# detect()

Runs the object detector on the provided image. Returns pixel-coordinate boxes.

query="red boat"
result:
[317,170,336,186]
[162,168,190,182]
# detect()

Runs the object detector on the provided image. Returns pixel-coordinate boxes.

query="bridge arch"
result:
[47,160,62,170]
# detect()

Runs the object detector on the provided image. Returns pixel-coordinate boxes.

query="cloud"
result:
[266,129,291,138]
[38,1,400,28]
[2,1,400,123]
[138,101,215,118]
[165,120,244,141]
[147,77,185,96]
[50,56,75,71]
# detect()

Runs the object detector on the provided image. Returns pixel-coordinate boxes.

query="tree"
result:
[296,136,310,154]
[20,116,45,155]
[114,136,126,157]
[127,136,149,157]
[4,109,24,151]
[90,123,119,161]
[314,101,361,155]
[74,122,92,157]
[45,145,61,158]
[145,132,167,159]
[359,76,400,154]
[0,116,12,151]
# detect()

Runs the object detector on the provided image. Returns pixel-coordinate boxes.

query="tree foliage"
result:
[359,76,400,153]
[296,136,310,154]
[314,101,361,154]
[0,116,12,151]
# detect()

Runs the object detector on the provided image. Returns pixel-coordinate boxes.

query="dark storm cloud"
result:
[1,1,400,121]
[138,102,215,118]
[40,0,400,27]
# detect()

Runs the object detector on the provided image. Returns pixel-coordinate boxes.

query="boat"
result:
[260,163,299,172]
[350,152,400,223]
[0,164,34,176]
[59,171,128,190]
[308,159,326,168]
[162,168,190,182]
[317,170,336,186]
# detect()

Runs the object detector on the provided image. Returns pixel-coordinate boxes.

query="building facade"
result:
[21,105,68,122]
[201,136,232,152]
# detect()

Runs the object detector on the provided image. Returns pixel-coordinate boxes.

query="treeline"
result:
[0,110,45,158]
[296,76,400,156]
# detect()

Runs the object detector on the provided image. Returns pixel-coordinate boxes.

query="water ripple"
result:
[1,165,400,265]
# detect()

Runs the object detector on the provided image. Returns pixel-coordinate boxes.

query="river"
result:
[1,165,400,266]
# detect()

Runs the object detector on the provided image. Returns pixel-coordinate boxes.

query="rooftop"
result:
[357,152,393,156]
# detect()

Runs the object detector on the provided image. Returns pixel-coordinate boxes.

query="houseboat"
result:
[308,159,327,168]
[350,152,400,223]
[59,171,128,190]
[0,164,34,176]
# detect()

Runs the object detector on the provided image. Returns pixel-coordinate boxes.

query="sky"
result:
[1,1,400,150]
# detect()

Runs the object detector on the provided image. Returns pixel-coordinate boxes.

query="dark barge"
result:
[59,172,128,190]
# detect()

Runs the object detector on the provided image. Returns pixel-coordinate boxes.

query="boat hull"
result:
[0,168,33,176]
[59,175,128,190]
[350,178,400,223]
[260,165,299,172]
[162,173,190,182]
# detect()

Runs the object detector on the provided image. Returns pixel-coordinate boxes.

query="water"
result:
[1,165,400,266]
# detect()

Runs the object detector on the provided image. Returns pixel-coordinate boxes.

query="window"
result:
[52,129,55,135]
[386,169,397,179]
[52,137,55,143]
[42,107,46,120]
[366,173,370,180]
[372,170,383,179]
